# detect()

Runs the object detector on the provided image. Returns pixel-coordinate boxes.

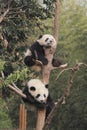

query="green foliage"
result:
[3,68,28,86]
[7,95,21,128]
[0,0,54,50]
[0,60,5,72]
[58,0,87,64]
[0,98,12,129]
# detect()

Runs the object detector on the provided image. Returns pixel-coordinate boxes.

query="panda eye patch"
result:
[30,86,36,91]
[45,84,48,88]
[38,35,43,39]
[36,94,40,98]
[44,94,46,97]
[45,38,49,42]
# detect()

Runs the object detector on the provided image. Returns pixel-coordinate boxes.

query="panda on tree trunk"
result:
[24,34,62,71]
[22,79,54,118]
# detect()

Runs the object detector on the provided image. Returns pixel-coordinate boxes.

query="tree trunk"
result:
[54,0,60,42]
[36,1,60,130]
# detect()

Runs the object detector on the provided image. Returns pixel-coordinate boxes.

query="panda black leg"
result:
[22,87,35,104]
[46,95,54,119]
[38,56,48,65]
[24,56,35,66]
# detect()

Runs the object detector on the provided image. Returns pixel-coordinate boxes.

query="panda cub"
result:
[24,34,62,71]
[22,79,54,116]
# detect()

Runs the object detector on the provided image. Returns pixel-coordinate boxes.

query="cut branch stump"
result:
[19,104,27,130]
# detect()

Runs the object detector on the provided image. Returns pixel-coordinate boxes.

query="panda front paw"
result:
[24,56,35,66]
[52,58,62,67]
[42,58,48,65]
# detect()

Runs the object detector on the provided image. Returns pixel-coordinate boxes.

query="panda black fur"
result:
[3,63,13,77]
[24,34,62,71]
[24,40,48,67]
[22,79,54,117]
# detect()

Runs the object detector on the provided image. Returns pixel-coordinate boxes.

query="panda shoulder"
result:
[31,42,43,52]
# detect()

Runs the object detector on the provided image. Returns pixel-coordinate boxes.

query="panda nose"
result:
[47,42,52,46]
[50,40,53,43]
[40,100,44,103]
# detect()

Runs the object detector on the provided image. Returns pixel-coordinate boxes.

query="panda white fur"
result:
[27,79,48,103]
[24,34,62,71]
[22,79,54,117]
[37,34,57,48]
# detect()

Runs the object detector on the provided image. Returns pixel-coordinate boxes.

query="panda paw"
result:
[52,58,62,67]
[42,58,48,65]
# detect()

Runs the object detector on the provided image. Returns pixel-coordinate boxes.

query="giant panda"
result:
[22,79,54,117]
[24,34,62,71]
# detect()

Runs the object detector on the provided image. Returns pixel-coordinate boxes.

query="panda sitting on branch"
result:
[24,34,62,71]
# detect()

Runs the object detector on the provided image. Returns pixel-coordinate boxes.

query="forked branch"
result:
[43,62,87,130]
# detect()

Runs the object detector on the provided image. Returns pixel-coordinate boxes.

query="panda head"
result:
[37,34,57,49]
[27,79,49,103]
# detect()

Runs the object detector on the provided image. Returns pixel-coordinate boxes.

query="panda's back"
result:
[30,42,44,56]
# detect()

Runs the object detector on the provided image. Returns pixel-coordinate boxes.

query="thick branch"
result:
[54,0,60,41]
[37,1,60,129]
[37,48,55,130]
[42,0,60,85]
[8,84,26,98]
[52,63,68,70]
[36,1,60,127]
[36,109,46,130]
[42,48,55,84]
[43,98,63,130]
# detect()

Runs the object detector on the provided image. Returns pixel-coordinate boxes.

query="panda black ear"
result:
[38,35,43,39]
[45,84,48,88]
[30,86,36,91]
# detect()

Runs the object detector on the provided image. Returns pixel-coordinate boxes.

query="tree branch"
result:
[8,84,26,98]
[56,67,72,80]
[0,0,14,23]
[52,63,68,70]
[0,71,27,99]
[36,1,60,128]
[43,62,87,130]
[12,82,22,93]
[54,0,60,42]
[0,33,9,49]
[42,0,60,85]
[0,9,9,23]
[37,1,60,129]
